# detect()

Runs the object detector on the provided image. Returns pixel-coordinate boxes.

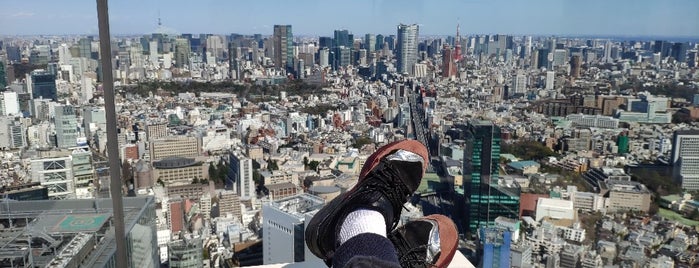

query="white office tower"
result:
[511,72,527,96]
[396,24,419,75]
[672,130,699,190]
[149,40,159,64]
[55,104,79,148]
[0,91,19,115]
[229,151,255,199]
[81,75,95,104]
[262,194,325,265]
[546,71,555,90]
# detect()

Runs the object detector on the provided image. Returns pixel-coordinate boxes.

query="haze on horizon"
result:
[1,0,698,38]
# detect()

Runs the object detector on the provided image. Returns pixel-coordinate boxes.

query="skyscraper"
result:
[31,70,57,101]
[396,24,419,75]
[0,63,6,89]
[671,42,688,63]
[672,130,699,190]
[333,30,352,48]
[228,151,254,199]
[462,121,520,233]
[364,34,376,52]
[536,48,549,69]
[273,25,293,69]
[55,104,79,148]
[174,38,190,68]
[442,45,456,78]
[570,55,582,78]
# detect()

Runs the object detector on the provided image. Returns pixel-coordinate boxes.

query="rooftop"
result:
[266,193,325,219]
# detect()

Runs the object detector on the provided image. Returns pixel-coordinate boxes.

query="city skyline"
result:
[1,0,698,37]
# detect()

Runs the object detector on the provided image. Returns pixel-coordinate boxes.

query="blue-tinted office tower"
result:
[319,37,333,49]
[480,227,512,268]
[537,48,549,69]
[31,70,57,101]
[334,30,352,48]
[671,42,688,63]
[376,34,384,50]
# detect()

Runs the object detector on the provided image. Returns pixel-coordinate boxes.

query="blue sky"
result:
[1,0,698,37]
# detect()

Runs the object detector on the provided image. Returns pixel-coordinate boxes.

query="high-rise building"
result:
[318,36,333,49]
[462,121,520,233]
[536,48,549,69]
[334,46,352,70]
[31,70,57,101]
[334,30,352,48]
[654,40,671,57]
[273,25,293,69]
[396,24,419,75]
[671,42,688,63]
[55,104,79,148]
[364,34,376,52]
[0,91,19,116]
[168,237,202,268]
[570,55,582,78]
[262,194,325,265]
[0,197,158,267]
[672,130,699,190]
[553,49,567,67]
[0,62,6,89]
[72,146,95,199]
[480,227,512,268]
[511,72,527,95]
[174,38,191,68]
[78,38,92,58]
[319,48,330,67]
[228,151,255,199]
[376,34,385,50]
[0,116,26,149]
[545,71,555,90]
[442,45,456,78]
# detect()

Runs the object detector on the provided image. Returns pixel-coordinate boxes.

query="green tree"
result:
[253,169,262,186]
[308,160,320,171]
[268,160,279,171]
[192,177,200,184]
[352,136,374,149]
[216,162,227,183]
[208,162,216,181]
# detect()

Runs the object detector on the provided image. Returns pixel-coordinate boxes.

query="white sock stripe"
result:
[338,209,387,245]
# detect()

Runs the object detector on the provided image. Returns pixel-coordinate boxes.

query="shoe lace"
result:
[364,159,413,230]
[393,234,436,268]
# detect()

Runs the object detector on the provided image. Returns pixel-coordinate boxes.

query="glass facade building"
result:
[462,121,520,234]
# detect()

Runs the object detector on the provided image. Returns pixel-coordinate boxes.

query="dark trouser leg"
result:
[332,233,401,268]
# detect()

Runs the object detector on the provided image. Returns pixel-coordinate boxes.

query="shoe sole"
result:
[306,139,429,261]
[422,214,458,268]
